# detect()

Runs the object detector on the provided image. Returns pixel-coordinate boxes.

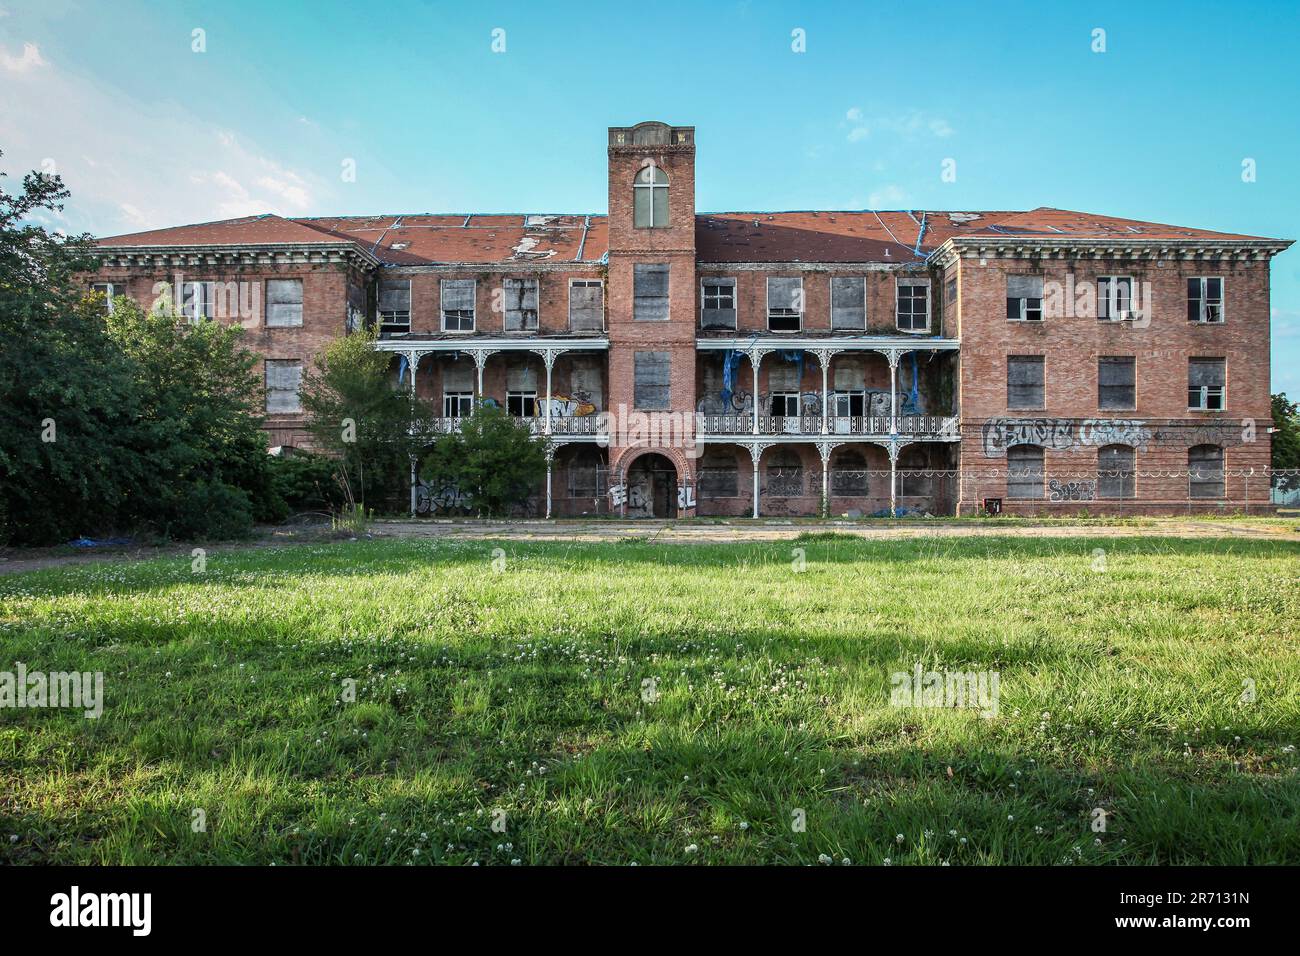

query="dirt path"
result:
[2,517,1295,577]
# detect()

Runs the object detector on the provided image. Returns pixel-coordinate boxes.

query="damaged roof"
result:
[96,207,1283,266]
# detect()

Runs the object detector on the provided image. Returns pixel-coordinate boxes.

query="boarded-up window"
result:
[633,351,670,409]
[265,360,302,414]
[1006,445,1043,499]
[1006,275,1044,321]
[899,447,932,497]
[769,360,801,391]
[833,359,866,390]
[441,279,476,332]
[443,361,473,392]
[1098,356,1135,409]
[1189,444,1224,499]
[831,449,868,495]
[507,363,538,391]
[569,280,603,331]
[1097,444,1135,499]
[701,278,736,329]
[766,449,804,497]
[346,282,367,333]
[265,279,303,327]
[767,277,802,332]
[634,264,669,321]
[567,448,605,498]
[503,278,539,330]
[570,357,603,411]
[831,277,866,329]
[699,450,739,497]
[1188,357,1225,410]
[378,280,411,332]
[1007,355,1045,409]
[896,278,929,331]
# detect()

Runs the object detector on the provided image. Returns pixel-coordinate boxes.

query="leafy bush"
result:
[269,452,343,514]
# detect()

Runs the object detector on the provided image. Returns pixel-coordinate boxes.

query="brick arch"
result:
[609,445,694,485]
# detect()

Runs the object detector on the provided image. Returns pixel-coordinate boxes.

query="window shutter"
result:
[830,277,866,329]
[441,279,475,312]
[633,351,671,409]
[1006,275,1044,298]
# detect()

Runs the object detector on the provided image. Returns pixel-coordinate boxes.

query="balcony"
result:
[696,414,959,439]
[415,415,608,439]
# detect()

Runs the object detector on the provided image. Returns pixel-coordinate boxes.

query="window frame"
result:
[896,278,930,332]
[1188,357,1226,411]
[1005,275,1044,322]
[91,282,129,316]
[378,279,412,334]
[568,278,603,332]
[632,164,670,228]
[1006,444,1045,500]
[1189,444,1225,499]
[1006,354,1046,410]
[1187,276,1225,324]
[1097,275,1135,322]
[442,391,473,418]
[766,276,803,333]
[1098,355,1136,410]
[1097,444,1136,499]
[633,350,671,410]
[440,278,476,333]
[506,390,537,418]
[700,277,737,330]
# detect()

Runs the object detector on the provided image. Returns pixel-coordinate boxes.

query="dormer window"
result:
[633,164,669,228]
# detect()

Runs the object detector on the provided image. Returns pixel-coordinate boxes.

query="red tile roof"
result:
[97,207,1284,265]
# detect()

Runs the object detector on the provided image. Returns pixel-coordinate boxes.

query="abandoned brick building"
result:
[90,120,1291,517]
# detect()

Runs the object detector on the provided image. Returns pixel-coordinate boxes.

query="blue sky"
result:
[2,0,1296,392]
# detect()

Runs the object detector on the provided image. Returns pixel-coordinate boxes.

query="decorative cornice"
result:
[927,236,1293,269]
[94,242,379,270]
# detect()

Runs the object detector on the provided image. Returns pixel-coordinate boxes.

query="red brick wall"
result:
[955,255,1274,514]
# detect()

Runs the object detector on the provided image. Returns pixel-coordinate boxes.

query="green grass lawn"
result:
[1,534,1297,865]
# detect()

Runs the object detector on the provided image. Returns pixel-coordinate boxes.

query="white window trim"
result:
[378,278,413,332]
[443,391,473,417]
[568,278,603,332]
[633,164,670,228]
[895,278,931,333]
[1189,276,1225,324]
[91,282,127,315]
[1098,275,1136,322]
[440,278,476,334]
[766,276,804,333]
[506,390,538,417]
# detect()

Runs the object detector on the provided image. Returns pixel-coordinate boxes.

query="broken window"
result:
[265,279,303,327]
[91,282,130,316]
[698,450,739,497]
[767,276,802,332]
[1098,356,1135,409]
[899,447,932,497]
[1005,275,1044,322]
[634,264,670,321]
[567,448,605,499]
[443,362,474,416]
[569,357,603,411]
[766,449,804,497]
[1006,444,1044,499]
[264,359,302,414]
[378,279,411,333]
[831,276,866,330]
[503,278,539,331]
[633,351,670,409]
[1187,277,1224,323]
[182,281,216,323]
[1188,357,1225,410]
[1189,444,1224,499]
[1007,355,1045,409]
[1097,276,1134,321]
[346,282,367,333]
[831,449,868,496]
[441,279,476,332]
[506,363,538,416]
[1097,444,1135,499]
[569,279,603,332]
[701,278,737,329]
[833,361,866,417]
[633,164,669,228]
[896,278,929,332]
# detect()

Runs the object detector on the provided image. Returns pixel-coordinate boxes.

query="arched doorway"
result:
[625,453,678,518]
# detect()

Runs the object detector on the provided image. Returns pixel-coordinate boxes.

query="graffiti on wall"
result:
[1048,478,1096,501]
[538,394,597,418]
[983,418,1158,457]
[677,482,696,511]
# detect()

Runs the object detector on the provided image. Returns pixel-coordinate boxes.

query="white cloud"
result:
[1,41,46,73]
[0,46,329,236]
[844,109,955,143]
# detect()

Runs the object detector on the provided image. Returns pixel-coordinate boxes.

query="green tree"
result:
[0,155,142,544]
[421,403,548,517]
[300,326,430,512]
[1272,392,1300,471]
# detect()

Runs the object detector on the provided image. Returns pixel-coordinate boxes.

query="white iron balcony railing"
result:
[696,414,959,438]
[416,415,608,438]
